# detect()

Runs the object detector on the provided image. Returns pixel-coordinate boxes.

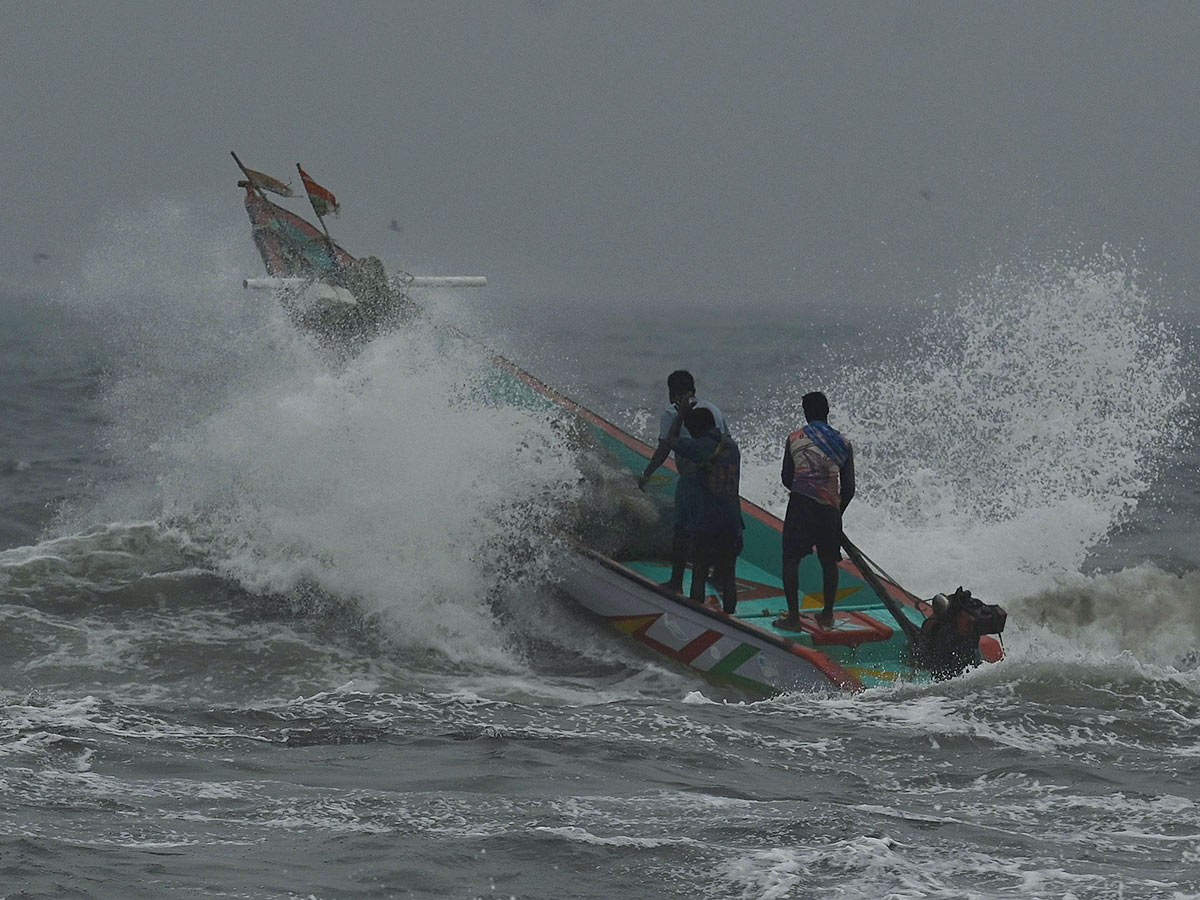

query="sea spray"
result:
[1017,564,1200,670]
[163,330,586,668]
[55,214,589,669]
[741,254,1187,605]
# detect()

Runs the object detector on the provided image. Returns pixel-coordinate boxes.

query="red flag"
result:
[297,165,340,218]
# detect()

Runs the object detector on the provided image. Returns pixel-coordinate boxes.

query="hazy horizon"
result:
[5,2,1199,319]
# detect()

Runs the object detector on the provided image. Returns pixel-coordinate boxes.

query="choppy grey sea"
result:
[3,239,1199,898]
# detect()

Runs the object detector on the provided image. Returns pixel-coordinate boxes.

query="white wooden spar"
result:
[244,275,486,308]
[243,275,487,291]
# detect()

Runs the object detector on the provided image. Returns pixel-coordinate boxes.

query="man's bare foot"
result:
[816,611,836,630]
[772,613,805,632]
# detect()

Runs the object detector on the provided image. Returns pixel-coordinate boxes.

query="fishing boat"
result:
[235,156,1006,693]
[494,362,1005,692]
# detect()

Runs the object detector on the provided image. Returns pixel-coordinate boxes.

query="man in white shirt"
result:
[637,370,730,593]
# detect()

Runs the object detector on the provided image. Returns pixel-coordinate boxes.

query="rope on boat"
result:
[840,534,922,644]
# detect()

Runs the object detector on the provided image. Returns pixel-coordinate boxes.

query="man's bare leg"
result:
[816,554,838,629]
[662,531,688,593]
[688,554,711,605]
[774,552,805,631]
[717,556,738,614]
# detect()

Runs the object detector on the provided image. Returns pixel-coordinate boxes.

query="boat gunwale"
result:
[491,355,784,532]
[565,540,864,692]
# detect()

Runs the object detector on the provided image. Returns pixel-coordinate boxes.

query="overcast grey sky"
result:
[4,1,1199,317]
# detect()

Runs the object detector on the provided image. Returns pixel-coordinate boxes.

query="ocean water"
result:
[2,226,1199,899]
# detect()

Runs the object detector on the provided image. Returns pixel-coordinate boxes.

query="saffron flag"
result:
[231,153,294,197]
[243,167,294,197]
[297,165,340,218]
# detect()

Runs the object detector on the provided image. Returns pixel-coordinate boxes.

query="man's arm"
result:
[638,441,672,491]
[638,403,690,490]
[781,439,794,491]
[839,445,855,512]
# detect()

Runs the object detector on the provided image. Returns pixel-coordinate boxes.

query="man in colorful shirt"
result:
[666,405,744,613]
[637,370,729,593]
[774,392,855,632]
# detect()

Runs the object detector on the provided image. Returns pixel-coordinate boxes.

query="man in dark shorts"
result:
[637,370,729,592]
[774,392,855,632]
[666,404,744,613]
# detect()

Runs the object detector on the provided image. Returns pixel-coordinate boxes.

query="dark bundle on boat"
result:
[913,587,1007,679]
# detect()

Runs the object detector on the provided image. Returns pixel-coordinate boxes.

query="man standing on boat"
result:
[774,391,855,632]
[665,405,744,612]
[637,370,729,593]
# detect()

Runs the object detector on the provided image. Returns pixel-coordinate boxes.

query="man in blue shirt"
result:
[637,370,729,593]
[665,404,744,613]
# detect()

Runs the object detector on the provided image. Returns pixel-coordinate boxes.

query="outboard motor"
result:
[913,587,1006,679]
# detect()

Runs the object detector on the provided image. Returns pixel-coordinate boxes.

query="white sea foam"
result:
[531,824,700,848]
[169,331,578,667]
[716,834,1119,900]
[1012,564,1200,669]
